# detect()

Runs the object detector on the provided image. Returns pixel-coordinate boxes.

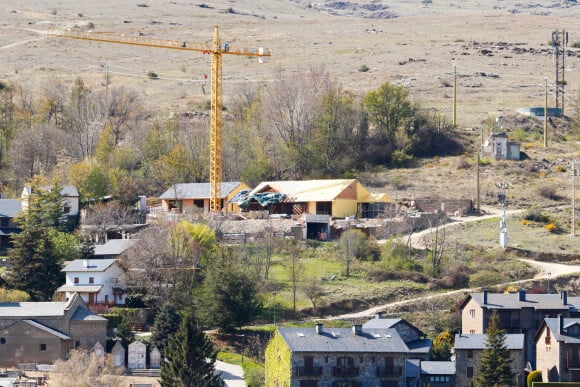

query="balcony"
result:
[377,366,403,377]
[296,366,323,377]
[333,366,359,377]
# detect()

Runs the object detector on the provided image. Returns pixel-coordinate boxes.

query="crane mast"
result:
[49,26,270,213]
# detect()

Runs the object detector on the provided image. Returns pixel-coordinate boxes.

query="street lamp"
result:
[271,291,277,326]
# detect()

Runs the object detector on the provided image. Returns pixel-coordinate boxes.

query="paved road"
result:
[216,360,246,387]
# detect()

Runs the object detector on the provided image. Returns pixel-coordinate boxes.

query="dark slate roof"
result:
[93,239,137,256]
[454,333,524,350]
[0,301,69,317]
[61,258,117,272]
[159,182,244,200]
[70,306,107,321]
[277,326,431,354]
[406,359,420,378]
[362,318,402,329]
[0,199,22,218]
[542,317,580,344]
[421,361,456,375]
[467,291,578,311]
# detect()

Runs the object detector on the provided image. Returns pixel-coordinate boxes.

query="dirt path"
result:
[329,208,580,321]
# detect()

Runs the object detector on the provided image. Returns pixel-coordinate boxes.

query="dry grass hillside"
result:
[0,1,579,212]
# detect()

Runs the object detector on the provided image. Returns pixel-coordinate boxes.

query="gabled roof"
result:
[461,291,577,311]
[363,317,426,337]
[421,361,456,375]
[454,333,525,350]
[250,179,365,203]
[22,185,79,197]
[61,258,118,272]
[70,306,107,321]
[0,301,70,317]
[93,239,137,256]
[538,317,580,345]
[0,199,22,218]
[159,182,246,200]
[277,326,431,354]
[21,319,71,340]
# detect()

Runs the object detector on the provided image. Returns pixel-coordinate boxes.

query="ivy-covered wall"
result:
[265,331,292,387]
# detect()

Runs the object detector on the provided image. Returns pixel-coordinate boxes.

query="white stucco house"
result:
[21,185,80,217]
[57,259,127,306]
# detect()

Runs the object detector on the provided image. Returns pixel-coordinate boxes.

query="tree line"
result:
[0,67,460,200]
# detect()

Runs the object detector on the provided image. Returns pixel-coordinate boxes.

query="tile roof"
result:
[93,239,137,256]
[61,258,117,272]
[159,182,244,200]
[250,179,364,203]
[468,291,578,311]
[277,326,430,354]
[454,333,525,350]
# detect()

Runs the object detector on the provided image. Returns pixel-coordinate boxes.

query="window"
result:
[0,337,6,345]
[74,277,79,284]
[63,204,70,214]
[325,356,328,363]
[467,350,473,358]
[89,277,94,284]
[467,367,474,378]
[469,330,475,334]
[0,218,9,228]
[469,309,476,318]
[337,357,351,367]
[545,329,551,345]
[40,344,46,351]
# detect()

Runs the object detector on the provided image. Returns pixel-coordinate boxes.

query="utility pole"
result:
[544,77,548,148]
[453,64,457,127]
[573,160,579,237]
[476,146,481,212]
[496,182,510,248]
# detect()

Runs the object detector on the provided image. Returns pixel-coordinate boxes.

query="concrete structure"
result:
[111,341,126,368]
[265,316,431,387]
[482,132,520,161]
[460,290,579,364]
[0,293,107,366]
[128,341,147,369]
[57,258,127,306]
[535,316,580,382]
[159,181,249,214]
[454,333,525,387]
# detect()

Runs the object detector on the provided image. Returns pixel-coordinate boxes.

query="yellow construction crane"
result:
[48,26,270,213]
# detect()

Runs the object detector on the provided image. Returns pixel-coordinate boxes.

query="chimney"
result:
[83,259,89,269]
[352,324,362,335]
[483,288,488,305]
[519,289,526,301]
[561,290,568,305]
[559,314,564,335]
[375,312,384,320]
[315,323,323,335]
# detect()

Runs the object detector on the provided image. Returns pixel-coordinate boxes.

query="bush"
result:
[358,64,370,73]
[456,156,470,170]
[147,71,159,79]
[523,208,549,223]
[469,270,504,288]
[537,185,561,200]
[527,370,542,387]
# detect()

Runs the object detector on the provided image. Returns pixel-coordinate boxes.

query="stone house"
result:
[265,317,431,387]
[534,316,580,382]
[57,258,127,306]
[454,333,525,387]
[460,289,579,364]
[415,360,456,387]
[0,293,107,366]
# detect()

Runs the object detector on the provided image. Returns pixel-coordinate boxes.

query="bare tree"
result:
[9,122,62,180]
[53,349,124,387]
[82,203,138,243]
[302,278,326,314]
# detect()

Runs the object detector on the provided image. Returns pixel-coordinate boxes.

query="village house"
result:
[0,293,107,366]
[93,238,138,259]
[158,181,250,214]
[535,316,580,382]
[265,316,431,387]
[454,333,525,387]
[460,289,579,364]
[57,258,127,306]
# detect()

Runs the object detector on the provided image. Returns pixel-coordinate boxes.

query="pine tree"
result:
[476,310,515,387]
[6,178,67,300]
[151,303,182,353]
[160,313,224,387]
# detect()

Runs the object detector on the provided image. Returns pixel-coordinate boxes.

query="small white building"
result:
[483,132,520,161]
[57,259,126,306]
[21,185,80,217]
